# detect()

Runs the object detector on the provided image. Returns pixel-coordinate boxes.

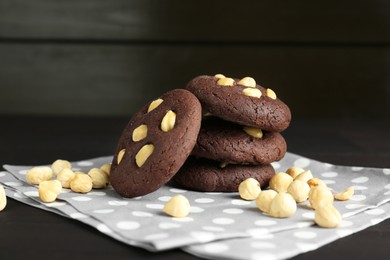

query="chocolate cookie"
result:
[173,157,275,192]
[186,75,291,132]
[110,89,202,198]
[192,118,287,165]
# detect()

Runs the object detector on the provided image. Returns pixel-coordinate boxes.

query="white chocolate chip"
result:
[26,167,53,185]
[56,168,76,189]
[217,77,235,86]
[287,180,310,203]
[308,185,334,209]
[214,74,226,79]
[88,168,109,189]
[163,195,190,218]
[100,163,111,176]
[161,110,176,132]
[269,192,297,218]
[243,126,263,139]
[256,189,278,213]
[269,172,293,193]
[147,98,164,113]
[70,173,93,193]
[286,166,305,179]
[266,88,277,99]
[242,88,262,98]
[294,170,313,182]
[238,77,256,88]
[135,144,154,167]
[334,187,354,201]
[239,178,261,200]
[38,180,62,203]
[0,185,6,211]
[132,124,148,142]
[315,204,342,228]
[117,149,126,164]
[51,159,72,175]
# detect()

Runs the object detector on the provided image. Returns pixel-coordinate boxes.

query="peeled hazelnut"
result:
[243,127,263,139]
[334,187,354,201]
[217,77,235,86]
[135,144,154,167]
[266,88,277,99]
[214,74,225,79]
[269,172,293,192]
[88,168,109,189]
[238,178,261,200]
[163,195,190,218]
[0,184,7,211]
[161,110,176,132]
[56,168,76,188]
[294,170,313,182]
[309,185,334,209]
[286,166,304,179]
[39,180,62,203]
[287,180,310,203]
[242,88,262,98]
[147,98,164,113]
[51,159,72,175]
[315,204,342,228]
[26,167,53,185]
[117,149,126,164]
[70,173,93,193]
[238,77,256,88]
[132,124,148,142]
[269,192,297,218]
[256,189,278,213]
[307,178,327,188]
[100,163,111,176]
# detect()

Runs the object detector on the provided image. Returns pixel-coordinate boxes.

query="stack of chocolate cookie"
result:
[173,74,291,192]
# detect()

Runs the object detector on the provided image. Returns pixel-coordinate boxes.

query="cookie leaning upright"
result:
[109,89,202,198]
[186,75,291,132]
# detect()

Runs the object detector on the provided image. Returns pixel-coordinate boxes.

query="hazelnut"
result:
[51,159,72,175]
[100,163,111,176]
[117,149,126,164]
[266,88,277,99]
[88,168,109,189]
[242,88,262,98]
[135,144,154,167]
[70,173,93,193]
[286,166,304,179]
[238,77,256,88]
[334,187,354,201]
[0,184,7,211]
[243,127,263,139]
[217,77,235,86]
[39,180,62,203]
[315,204,342,228]
[294,170,313,182]
[269,172,293,192]
[287,180,310,203]
[256,189,278,213]
[161,110,176,132]
[214,74,226,79]
[56,168,76,188]
[163,195,190,218]
[308,185,334,209]
[307,178,327,188]
[269,192,297,218]
[238,178,261,200]
[147,98,164,113]
[132,124,148,142]
[26,167,53,185]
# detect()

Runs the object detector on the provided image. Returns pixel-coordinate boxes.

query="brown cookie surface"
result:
[193,118,287,165]
[110,89,202,198]
[186,75,291,132]
[173,157,275,192]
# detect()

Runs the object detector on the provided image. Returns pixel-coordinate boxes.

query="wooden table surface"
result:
[0,116,389,260]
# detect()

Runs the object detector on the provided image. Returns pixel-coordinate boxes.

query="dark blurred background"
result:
[0,0,389,119]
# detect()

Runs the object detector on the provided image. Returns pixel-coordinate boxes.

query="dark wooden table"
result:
[0,116,389,260]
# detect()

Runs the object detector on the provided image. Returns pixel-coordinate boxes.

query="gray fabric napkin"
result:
[1,152,390,258]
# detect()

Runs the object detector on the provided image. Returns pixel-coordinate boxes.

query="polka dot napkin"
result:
[1,152,390,259]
